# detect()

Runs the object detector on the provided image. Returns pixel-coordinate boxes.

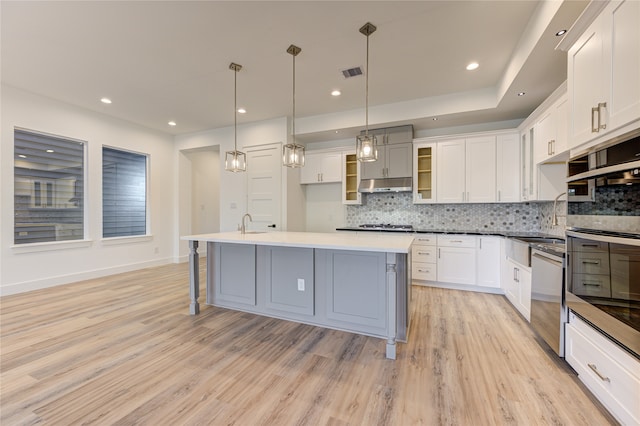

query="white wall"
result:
[185,148,220,235]
[304,183,345,232]
[0,85,175,295]
[173,117,289,260]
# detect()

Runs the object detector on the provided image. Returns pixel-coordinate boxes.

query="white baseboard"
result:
[0,257,173,296]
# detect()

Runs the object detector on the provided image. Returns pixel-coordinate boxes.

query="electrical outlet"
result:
[297,278,305,291]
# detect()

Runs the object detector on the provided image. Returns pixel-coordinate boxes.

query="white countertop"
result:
[181,231,414,253]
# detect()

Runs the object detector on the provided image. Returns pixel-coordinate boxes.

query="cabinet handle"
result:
[581,260,600,265]
[513,267,518,282]
[552,139,555,154]
[462,192,465,202]
[580,244,599,248]
[582,282,601,287]
[548,141,552,156]
[479,239,482,250]
[598,102,607,130]
[450,240,463,243]
[466,192,469,202]
[498,190,501,201]
[417,251,430,255]
[438,248,441,259]
[587,364,610,382]
[591,106,599,133]
[417,269,430,273]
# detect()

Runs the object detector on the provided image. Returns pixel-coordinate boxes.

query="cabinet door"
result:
[477,237,501,288]
[386,143,412,178]
[437,246,476,285]
[535,108,554,163]
[300,153,321,184]
[465,136,496,203]
[496,133,520,202]
[360,151,386,180]
[518,267,532,321]
[385,125,413,144]
[342,152,361,204]
[319,152,342,182]
[605,0,640,131]
[436,139,465,203]
[413,142,437,203]
[502,259,519,307]
[568,15,605,149]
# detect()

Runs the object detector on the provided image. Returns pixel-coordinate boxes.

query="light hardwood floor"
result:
[1,263,616,425]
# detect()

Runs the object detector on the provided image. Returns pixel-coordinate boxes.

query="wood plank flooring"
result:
[1,263,616,425]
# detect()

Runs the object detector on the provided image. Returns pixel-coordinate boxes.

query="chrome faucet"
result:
[240,213,253,234]
[551,192,566,226]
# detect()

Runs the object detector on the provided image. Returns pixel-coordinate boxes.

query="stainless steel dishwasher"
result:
[530,246,566,357]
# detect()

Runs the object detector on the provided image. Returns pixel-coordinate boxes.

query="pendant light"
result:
[225,62,246,172]
[356,22,378,162]
[283,44,305,168]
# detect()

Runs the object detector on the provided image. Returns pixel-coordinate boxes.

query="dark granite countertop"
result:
[336,227,562,239]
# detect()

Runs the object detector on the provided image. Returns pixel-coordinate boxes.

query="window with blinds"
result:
[102,147,148,238]
[14,129,85,244]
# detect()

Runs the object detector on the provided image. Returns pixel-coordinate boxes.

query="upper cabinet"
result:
[568,0,640,150]
[535,94,569,164]
[300,151,342,184]
[413,140,437,204]
[496,133,520,202]
[360,125,413,180]
[436,136,496,203]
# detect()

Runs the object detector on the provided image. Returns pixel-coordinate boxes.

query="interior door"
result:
[246,144,282,232]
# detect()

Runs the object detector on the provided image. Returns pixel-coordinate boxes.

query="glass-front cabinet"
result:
[342,152,361,205]
[412,140,436,203]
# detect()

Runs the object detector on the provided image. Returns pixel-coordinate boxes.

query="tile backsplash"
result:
[345,193,566,237]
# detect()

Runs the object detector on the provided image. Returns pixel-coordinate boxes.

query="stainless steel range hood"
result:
[358,177,412,193]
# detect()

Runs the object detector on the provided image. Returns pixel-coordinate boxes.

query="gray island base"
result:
[182,232,414,360]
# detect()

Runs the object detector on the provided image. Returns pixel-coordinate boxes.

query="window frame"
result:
[12,127,89,251]
[101,145,151,241]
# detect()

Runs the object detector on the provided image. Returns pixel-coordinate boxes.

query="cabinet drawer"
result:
[412,262,436,281]
[566,316,640,425]
[412,246,436,263]
[569,238,609,253]
[413,235,436,246]
[437,235,476,248]
[572,252,610,275]
[571,274,612,298]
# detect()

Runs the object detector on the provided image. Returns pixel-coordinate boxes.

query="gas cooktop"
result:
[358,224,414,231]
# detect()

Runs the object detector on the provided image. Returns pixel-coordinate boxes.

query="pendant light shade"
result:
[356,22,378,162]
[283,44,305,168]
[225,62,246,172]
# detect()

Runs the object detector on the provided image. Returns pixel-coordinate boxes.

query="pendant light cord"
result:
[292,50,296,143]
[234,67,237,151]
[365,33,369,137]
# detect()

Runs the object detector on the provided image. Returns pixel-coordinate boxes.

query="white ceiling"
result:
[1,1,588,143]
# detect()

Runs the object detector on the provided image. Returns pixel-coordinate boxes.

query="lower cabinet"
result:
[212,243,257,306]
[502,257,531,321]
[565,312,640,425]
[437,235,477,286]
[476,236,501,288]
[259,246,314,316]
[411,234,437,283]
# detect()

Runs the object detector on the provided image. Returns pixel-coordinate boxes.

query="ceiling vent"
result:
[341,66,364,78]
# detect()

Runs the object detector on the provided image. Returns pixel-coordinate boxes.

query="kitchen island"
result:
[181,231,414,359]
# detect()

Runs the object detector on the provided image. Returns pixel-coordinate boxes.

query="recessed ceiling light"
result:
[555,29,567,36]
[432,117,438,121]
[100,97,112,104]
[46,149,54,153]
[237,108,246,114]
[18,154,26,158]
[335,130,339,134]
[331,90,341,96]
[517,92,526,96]
[466,62,479,71]
[168,121,177,126]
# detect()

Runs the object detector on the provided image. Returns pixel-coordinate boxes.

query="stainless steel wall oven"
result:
[566,129,640,358]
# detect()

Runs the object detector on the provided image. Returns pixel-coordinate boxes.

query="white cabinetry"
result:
[476,236,501,288]
[436,136,496,203]
[413,140,437,203]
[411,234,437,284]
[535,94,569,163]
[300,151,342,184]
[496,133,520,202]
[568,0,640,150]
[519,124,566,202]
[502,256,532,321]
[361,143,412,179]
[437,235,477,285]
[565,312,640,425]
